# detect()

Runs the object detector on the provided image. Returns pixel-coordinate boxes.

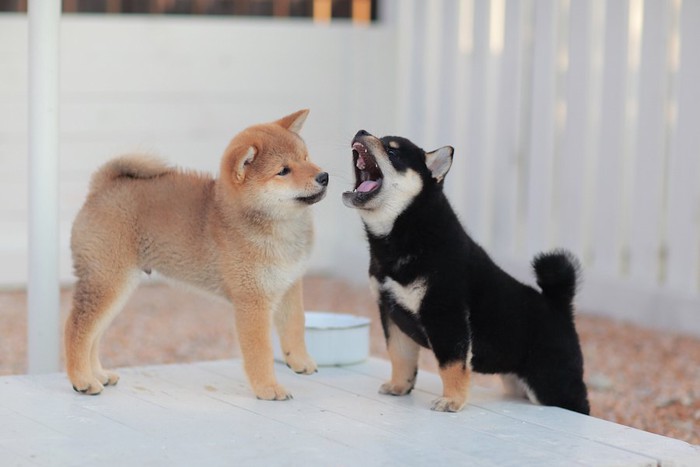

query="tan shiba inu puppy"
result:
[65,110,327,401]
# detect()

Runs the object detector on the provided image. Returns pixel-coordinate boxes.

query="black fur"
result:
[353,133,590,415]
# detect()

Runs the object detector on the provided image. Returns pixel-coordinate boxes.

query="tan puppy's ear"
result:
[234,146,257,182]
[275,109,309,134]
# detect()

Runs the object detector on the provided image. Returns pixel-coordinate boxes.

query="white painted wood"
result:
[524,0,558,257]
[463,0,495,245]
[490,0,527,258]
[351,358,700,463]
[666,0,700,292]
[628,0,670,285]
[421,0,445,150]
[445,0,474,225]
[493,253,700,337]
[27,0,61,374]
[555,0,592,257]
[394,0,421,138]
[0,359,697,466]
[589,0,630,278]
[579,0,606,268]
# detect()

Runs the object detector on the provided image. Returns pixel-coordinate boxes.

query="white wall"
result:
[0,14,395,287]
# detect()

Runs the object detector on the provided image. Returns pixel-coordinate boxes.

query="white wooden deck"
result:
[1,358,697,466]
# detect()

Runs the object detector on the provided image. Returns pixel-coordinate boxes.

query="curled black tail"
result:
[532,249,581,310]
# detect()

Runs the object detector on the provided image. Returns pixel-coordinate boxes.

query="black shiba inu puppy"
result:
[342,130,590,414]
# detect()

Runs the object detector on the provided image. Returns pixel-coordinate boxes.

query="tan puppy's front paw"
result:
[431,396,466,412]
[95,369,120,386]
[379,380,414,396]
[71,376,105,396]
[255,383,293,401]
[285,352,318,375]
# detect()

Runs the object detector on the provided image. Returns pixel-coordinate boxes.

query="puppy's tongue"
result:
[357,180,379,193]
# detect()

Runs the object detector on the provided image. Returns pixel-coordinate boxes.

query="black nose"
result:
[355,130,370,138]
[315,172,329,187]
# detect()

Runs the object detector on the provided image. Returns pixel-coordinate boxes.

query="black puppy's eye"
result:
[277,167,290,176]
[387,149,398,158]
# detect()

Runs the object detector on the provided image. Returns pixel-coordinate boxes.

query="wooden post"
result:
[27,0,61,374]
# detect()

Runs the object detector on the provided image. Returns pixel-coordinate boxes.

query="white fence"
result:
[1,0,699,336]
[392,0,700,335]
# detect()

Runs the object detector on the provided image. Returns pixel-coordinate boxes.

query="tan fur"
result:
[432,361,472,412]
[378,322,419,396]
[65,110,326,400]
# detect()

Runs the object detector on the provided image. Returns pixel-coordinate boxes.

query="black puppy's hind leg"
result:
[521,366,590,415]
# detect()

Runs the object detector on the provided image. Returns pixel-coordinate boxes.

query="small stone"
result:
[587,373,614,392]
[655,396,679,408]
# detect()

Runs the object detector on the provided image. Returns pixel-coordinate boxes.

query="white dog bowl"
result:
[273,311,371,366]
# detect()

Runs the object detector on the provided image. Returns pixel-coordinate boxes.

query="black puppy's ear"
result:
[425,146,454,183]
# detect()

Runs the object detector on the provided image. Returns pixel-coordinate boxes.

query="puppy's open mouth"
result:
[342,141,383,208]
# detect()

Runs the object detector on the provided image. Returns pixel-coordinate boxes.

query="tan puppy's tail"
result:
[89,155,172,192]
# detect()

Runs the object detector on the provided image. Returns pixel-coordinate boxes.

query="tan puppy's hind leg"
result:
[91,335,120,386]
[65,271,139,395]
[235,297,291,401]
[274,280,317,375]
[379,322,420,396]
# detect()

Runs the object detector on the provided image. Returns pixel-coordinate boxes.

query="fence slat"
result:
[524,0,558,257]
[628,0,670,285]
[490,0,526,257]
[464,0,496,245]
[555,0,591,258]
[447,0,474,224]
[589,0,629,277]
[395,0,420,137]
[423,0,457,150]
[666,0,700,292]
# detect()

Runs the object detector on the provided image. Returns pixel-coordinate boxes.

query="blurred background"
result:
[2,0,698,335]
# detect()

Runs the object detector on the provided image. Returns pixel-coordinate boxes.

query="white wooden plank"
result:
[422,0,447,150]
[200,361,650,466]
[445,0,474,224]
[589,0,630,277]
[463,0,494,245]
[666,0,700,292]
[628,0,671,285]
[394,0,422,138]
[433,0,460,153]
[524,0,559,257]
[490,0,527,257]
[579,0,606,267]
[0,371,369,467]
[152,362,481,465]
[348,359,700,464]
[556,0,592,257]
[0,360,697,466]
[477,0,504,249]
[0,445,35,467]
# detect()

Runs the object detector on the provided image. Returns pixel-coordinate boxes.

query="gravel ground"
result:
[1,276,698,445]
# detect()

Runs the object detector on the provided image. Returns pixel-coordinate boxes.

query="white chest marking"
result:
[360,170,423,237]
[382,277,428,315]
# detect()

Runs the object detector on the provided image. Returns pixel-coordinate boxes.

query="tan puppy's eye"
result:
[277,167,291,176]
